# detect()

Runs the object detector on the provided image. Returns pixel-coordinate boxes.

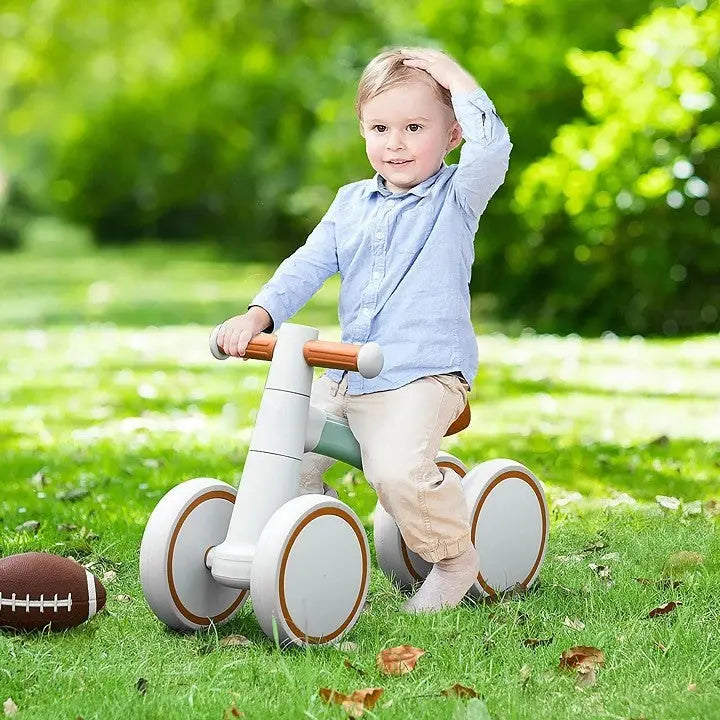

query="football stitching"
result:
[0,592,73,613]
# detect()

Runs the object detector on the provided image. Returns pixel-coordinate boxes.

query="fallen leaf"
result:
[559,646,605,671]
[103,570,118,584]
[136,678,148,695]
[337,641,358,653]
[15,520,40,533]
[523,637,553,648]
[588,563,613,587]
[319,687,383,718]
[376,645,425,676]
[343,658,365,675]
[57,523,78,532]
[662,551,703,577]
[440,683,478,699]
[688,682,697,692]
[3,698,18,718]
[56,488,90,502]
[563,617,585,631]
[654,642,668,654]
[649,434,670,446]
[581,540,607,553]
[704,499,720,517]
[220,634,253,648]
[223,701,244,719]
[29,470,49,489]
[647,601,682,619]
[656,495,681,511]
[116,594,132,603]
[683,500,703,516]
[635,577,683,589]
[600,552,621,562]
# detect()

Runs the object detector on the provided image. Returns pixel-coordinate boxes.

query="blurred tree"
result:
[514,0,719,334]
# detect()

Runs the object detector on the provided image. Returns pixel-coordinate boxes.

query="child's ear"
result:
[447,121,462,152]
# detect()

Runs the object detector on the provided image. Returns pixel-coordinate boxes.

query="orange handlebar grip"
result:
[303,340,359,371]
[243,334,277,361]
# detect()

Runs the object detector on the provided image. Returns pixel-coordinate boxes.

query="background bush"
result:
[0,0,717,334]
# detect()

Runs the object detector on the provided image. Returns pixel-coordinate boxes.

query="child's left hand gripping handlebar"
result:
[209,325,384,379]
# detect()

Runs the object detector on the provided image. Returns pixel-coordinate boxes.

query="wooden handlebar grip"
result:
[243,334,277,361]
[303,340,359,371]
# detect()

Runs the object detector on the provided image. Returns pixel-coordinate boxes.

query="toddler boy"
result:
[217,47,512,612]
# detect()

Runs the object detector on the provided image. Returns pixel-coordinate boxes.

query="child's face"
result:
[360,81,461,194]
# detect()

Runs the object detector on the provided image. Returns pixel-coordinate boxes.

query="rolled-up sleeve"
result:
[250,192,341,331]
[451,87,513,219]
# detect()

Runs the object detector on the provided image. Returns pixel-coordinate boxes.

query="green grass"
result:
[1,233,719,719]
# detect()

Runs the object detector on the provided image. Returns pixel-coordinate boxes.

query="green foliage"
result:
[513,1,720,334]
[2,0,718,333]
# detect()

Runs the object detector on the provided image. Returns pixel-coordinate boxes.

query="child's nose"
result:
[385,130,405,150]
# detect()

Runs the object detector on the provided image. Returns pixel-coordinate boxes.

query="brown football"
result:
[0,552,106,631]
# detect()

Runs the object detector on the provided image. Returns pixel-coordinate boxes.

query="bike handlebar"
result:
[209,325,384,379]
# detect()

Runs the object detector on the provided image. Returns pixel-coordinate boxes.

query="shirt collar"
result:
[361,162,447,199]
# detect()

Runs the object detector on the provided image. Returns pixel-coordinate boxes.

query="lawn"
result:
[1,230,719,719]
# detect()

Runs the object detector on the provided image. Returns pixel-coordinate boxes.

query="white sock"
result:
[401,544,479,613]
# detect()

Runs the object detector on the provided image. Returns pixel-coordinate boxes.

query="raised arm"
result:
[401,48,512,219]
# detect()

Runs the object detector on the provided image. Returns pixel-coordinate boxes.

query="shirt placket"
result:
[350,196,393,392]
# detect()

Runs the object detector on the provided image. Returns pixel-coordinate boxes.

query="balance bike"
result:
[140,323,548,647]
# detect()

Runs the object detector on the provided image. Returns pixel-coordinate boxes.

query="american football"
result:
[0,552,106,631]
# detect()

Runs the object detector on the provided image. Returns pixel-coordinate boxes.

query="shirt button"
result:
[376,231,384,239]
[372,271,381,280]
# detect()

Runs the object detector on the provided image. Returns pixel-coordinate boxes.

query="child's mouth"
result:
[387,160,412,166]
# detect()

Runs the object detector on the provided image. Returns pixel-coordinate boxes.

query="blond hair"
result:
[355,47,455,121]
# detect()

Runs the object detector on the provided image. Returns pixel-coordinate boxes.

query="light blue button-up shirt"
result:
[251,86,512,395]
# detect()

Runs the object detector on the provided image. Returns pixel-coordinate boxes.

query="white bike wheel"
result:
[140,478,248,631]
[373,453,468,592]
[463,459,549,599]
[251,495,369,647]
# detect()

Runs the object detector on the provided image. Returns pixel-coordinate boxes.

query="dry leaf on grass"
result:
[440,684,478,699]
[635,577,683,589]
[376,645,425,675]
[223,701,244,718]
[656,495,681,511]
[523,637,553,648]
[559,646,605,688]
[647,601,682,618]
[688,683,697,692]
[589,563,613,587]
[559,646,605,671]
[343,658,365,675]
[563,617,585,631]
[220,634,253,648]
[319,688,383,718]
[3,699,18,718]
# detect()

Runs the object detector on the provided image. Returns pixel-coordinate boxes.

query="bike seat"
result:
[445,401,470,436]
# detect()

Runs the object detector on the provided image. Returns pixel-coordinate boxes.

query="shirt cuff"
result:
[248,291,288,333]
[452,85,497,112]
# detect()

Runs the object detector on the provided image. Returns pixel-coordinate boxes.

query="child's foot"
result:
[401,544,479,613]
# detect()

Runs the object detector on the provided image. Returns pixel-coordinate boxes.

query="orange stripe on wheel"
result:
[278,507,368,644]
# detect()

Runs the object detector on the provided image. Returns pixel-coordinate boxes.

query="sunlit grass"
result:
[1,237,719,719]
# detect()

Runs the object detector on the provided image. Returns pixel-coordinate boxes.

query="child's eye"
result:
[407,124,422,132]
[372,125,387,133]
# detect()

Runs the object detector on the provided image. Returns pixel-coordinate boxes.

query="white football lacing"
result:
[0,591,73,612]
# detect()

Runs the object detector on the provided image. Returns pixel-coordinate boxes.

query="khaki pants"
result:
[299,373,470,563]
